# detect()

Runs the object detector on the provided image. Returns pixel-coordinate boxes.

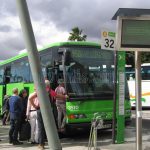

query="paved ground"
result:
[0,111,150,150]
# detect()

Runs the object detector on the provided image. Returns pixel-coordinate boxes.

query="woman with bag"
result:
[19,89,31,141]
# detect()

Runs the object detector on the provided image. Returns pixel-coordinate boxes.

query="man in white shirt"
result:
[55,79,66,132]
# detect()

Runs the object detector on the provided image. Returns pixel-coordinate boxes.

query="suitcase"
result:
[19,121,31,141]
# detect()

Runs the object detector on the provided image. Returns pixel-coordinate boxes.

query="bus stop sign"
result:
[101,29,116,50]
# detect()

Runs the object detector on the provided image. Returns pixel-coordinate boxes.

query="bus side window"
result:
[4,66,11,84]
[40,52,52,80]
[147,70,150,79]
[0,67,4,84]
[21,60,30,82]
[10,59,30,83]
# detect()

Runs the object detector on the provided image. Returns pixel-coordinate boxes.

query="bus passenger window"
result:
[147,70,150,79]
[4,66,11,84]
[0,68,4,84]
[40,53,52,81]
[10,59,30,83]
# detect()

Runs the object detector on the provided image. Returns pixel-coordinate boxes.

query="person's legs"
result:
[29,111,37,143]
[34,118,39,143]
[53,103,58,127]
[61,104,66,129]
[6,112,10,123]
[57,105,63,131]
[2,113,7,125]
[13,119,21,142]
[19,115,26,140]
[9,119,15,143]
[37,109,45,148]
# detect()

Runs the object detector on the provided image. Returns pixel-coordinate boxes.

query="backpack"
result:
[19,121,31,141]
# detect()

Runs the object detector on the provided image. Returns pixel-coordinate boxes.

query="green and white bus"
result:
[0,42,131,129]
[126,63,150,109]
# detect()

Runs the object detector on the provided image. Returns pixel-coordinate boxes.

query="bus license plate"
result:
[97,124,111,129]
[102,124,111,129]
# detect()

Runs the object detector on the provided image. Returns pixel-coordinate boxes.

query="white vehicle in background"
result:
[126,63,150,109]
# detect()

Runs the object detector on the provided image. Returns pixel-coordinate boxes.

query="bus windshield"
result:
[64,47,114,100]
[126,64,150,80]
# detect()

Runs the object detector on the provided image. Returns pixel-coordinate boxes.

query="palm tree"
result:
[68,27,87,41]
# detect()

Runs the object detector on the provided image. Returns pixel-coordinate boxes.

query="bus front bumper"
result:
[66,117,131,129]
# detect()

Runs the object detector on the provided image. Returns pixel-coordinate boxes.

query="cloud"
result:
[32,20,69,45]
[1,0,150,60]
[0,1,69,60]
[26,0,150,39]
[0,14,25,60]
[0,25,12,32]
[0,16,69,60]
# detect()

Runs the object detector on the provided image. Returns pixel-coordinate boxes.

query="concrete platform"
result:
[1,111,150,150]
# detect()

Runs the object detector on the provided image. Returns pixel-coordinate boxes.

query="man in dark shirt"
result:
[9,88,23,145]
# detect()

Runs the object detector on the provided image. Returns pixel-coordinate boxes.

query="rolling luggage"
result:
[19,121,31,141]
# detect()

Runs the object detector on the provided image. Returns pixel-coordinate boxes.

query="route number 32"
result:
[104,38,114,49]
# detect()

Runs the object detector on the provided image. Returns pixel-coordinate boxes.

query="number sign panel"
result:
[101,29,116,50]
[116,16,150,51]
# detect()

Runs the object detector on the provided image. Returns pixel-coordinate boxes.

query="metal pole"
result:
[135,51,142,150]
[112,50,117,144]
[62,51,67,92]
[16,0,62,149]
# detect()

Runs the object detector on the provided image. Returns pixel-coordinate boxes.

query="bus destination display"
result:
[121,20,150,48]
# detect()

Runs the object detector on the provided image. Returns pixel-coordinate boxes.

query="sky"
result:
[0,0,150,60]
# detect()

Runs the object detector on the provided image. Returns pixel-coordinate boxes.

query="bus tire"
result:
[65,125,74,136]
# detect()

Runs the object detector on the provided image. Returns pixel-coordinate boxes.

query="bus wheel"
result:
[64,125,74,136]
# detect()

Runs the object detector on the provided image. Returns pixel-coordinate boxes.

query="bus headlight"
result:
[68,114,87,119]
[79,114,87,119]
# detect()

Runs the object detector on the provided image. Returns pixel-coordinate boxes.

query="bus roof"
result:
[141,63,150,66]
[0,41,100,66]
